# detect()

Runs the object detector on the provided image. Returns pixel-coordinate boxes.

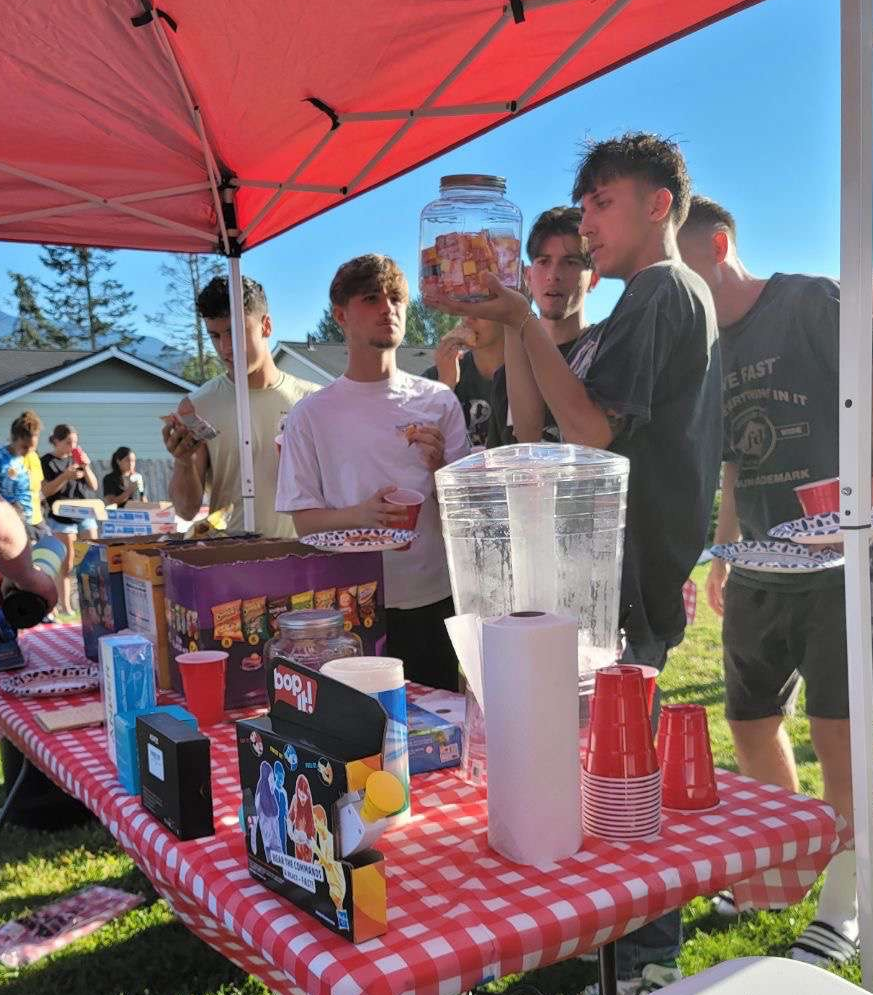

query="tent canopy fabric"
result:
[1,0,759,256]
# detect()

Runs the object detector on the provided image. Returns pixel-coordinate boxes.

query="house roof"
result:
[0,346,195,402]
[274,341,435,379]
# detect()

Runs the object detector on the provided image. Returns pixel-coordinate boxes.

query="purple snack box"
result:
[162,539,386,710]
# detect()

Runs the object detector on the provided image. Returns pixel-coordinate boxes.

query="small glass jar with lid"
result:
[419,174,523,302]
[263,609,362,673]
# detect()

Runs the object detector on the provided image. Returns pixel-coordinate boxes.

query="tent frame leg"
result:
[228,256,256,533]
[840,0,873,989]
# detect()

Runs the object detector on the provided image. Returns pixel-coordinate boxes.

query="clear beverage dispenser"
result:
[435,444,629,781]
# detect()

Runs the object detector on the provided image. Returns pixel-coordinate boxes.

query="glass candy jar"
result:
[264,609,362,673]
[419,174,523,302]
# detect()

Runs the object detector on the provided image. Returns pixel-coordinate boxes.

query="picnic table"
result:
[0,624,842,995]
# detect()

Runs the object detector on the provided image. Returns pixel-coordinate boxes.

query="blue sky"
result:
[0,0,840,346]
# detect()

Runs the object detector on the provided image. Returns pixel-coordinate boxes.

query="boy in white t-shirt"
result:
[276,255,469,690]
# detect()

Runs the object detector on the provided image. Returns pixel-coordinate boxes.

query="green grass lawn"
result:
[0,566,857,994]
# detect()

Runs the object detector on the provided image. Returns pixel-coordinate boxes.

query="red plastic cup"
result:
[794,477,840,515]
[585,666,658,778]
[71,446,85,465]
[177,650,228,727]
[621,664,658,716]
[657,704,719,810]
[384,488,424,551]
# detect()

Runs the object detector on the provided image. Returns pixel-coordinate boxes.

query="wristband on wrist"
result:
[517,310,537,336]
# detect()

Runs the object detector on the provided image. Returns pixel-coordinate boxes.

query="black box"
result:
[136,712,214,840]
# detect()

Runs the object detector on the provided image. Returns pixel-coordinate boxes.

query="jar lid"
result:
[440,174,506,193]
[276,609,345,638]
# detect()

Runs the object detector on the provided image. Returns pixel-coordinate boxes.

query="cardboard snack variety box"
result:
[236,659,389,942]
[162,539,386,711]
[122,547,172,689]
[76,534,262,662]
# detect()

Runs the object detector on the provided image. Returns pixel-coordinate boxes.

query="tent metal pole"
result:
[516,0,631,108]
[232,179,345,195]
[227,256,256,533]
[345,8,513,193]
[0,162,215,241]
[339,102,513,122]
[839,0,873,989]
[0,181,211,227]
[145,16,229,254]
[236,128,339,245]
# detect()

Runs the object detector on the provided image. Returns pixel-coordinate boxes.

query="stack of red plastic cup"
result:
[582,665,661,840]
[657,704,720,811]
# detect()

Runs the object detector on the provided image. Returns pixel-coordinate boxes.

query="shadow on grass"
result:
[0,869,155,923]
[0,820,117,864]
[473,955,598,995]
[0,916,260,995]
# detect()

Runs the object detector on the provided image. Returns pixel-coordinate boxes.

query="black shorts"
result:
[722,578,849,721]
[385,596,459,691]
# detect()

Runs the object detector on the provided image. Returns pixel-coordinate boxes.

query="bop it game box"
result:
[236,658,389,943]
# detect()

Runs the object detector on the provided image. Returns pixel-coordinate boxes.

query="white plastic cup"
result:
[321,656,410,822]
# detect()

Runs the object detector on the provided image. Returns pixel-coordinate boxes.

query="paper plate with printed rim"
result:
[767,512,869,545]
[0,663,100,698]
[710,540,844,573]
[299,528,419,553]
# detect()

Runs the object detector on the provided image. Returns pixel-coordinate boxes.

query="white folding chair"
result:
[662,956,864,993]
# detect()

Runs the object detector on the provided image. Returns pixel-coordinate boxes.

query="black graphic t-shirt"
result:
[425,350,494,447]
[581,261,722,649]
[721,273,843,590]
[41,453,89,525]
[486,332,602,448]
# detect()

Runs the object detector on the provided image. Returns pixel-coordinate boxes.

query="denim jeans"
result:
[613,634,682,979]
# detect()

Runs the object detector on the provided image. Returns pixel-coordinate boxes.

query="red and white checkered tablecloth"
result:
[0,624,841,995]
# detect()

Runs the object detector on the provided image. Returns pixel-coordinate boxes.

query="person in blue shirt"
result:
[0,444,31,525]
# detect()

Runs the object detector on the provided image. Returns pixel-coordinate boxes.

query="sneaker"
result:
[580,960,683,994]
[787,919,860,968]
[711,889,739,918]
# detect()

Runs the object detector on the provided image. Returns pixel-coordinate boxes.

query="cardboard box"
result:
[101,522,177,537]
[76,534,260,661]
[137,711,214,840]
[406,701,462,774]
[237,660,389,942]
[99,633,156,766]
[75,535,169,661]
[122,547,171,689]
[107,506,175,523]
[116,704,196,795]
[164,539,386,710]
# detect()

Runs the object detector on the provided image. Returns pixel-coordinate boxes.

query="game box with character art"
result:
[236,655,400,942]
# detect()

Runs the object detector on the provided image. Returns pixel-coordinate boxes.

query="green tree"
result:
[310,305,344,343]
[181,351,224,386]
[309,296,454,345]
[40,246,136,350]
[145,253,223,383]
[406,296,456,346]
[5,271,68,348]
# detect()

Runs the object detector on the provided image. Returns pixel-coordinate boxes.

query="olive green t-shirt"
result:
[188,371,319,537]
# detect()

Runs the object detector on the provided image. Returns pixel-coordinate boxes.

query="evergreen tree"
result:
[145,253,223,383]
[40,246,136,350]
[309,296,452,346]
[181,351,224,386]
[406,296,456,346]
[5,271,68,348]
[310,305,344,343]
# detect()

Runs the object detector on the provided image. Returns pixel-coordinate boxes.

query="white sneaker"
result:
[580,961,683,994]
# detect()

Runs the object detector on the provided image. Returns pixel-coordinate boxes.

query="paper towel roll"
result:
[320,657,410,825]
[482,611,581,864]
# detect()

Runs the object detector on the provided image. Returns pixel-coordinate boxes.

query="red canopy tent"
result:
[3,1,873,990]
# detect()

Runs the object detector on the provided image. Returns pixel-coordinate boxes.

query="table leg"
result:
[598,941,618,995]
[0,753,31,832]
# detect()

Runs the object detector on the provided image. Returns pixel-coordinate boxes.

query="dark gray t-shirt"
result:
[721,273,843,590]
[425,350,493,447]
[582,261,722,649]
